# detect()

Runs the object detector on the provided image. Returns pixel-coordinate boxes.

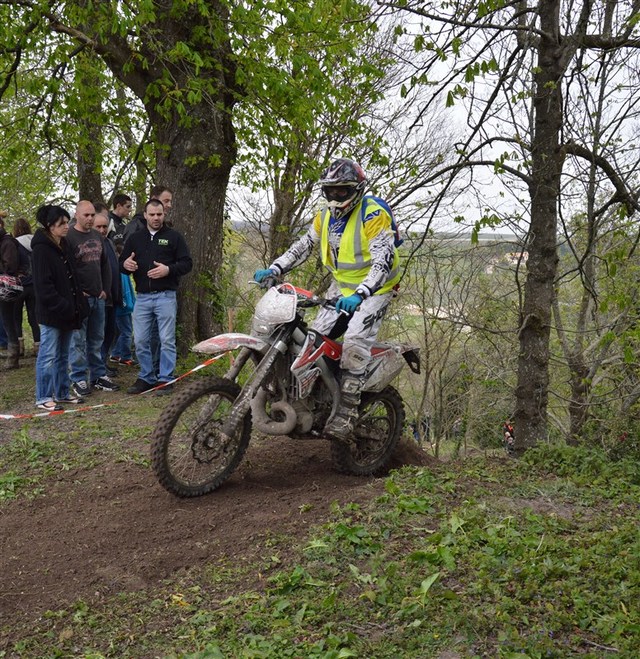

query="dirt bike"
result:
[150,280,421,497]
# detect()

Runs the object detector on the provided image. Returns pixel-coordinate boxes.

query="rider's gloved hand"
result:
[336,293,363,315]
[254,268,276,283]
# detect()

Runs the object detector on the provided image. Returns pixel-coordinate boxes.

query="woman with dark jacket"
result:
[0,215,27,370]
[32,205,89,410]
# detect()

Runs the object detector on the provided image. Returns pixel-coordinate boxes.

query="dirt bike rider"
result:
[254,157,401,442]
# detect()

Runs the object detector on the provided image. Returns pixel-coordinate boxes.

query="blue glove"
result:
[254,268,276,283]
[336,293,363,315]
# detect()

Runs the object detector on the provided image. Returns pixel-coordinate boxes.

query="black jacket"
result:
[119,224,192,293]
[31,229,89,330]
[121,213,146,244]
[108,211,129,247]
[0,228,19,275]
[104,237,122,307]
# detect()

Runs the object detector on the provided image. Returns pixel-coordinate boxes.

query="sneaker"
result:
[109,356,121,364]
[155,383,174,396]
[54,395,85,405]
[72,381,92,397]
[36,401,64,411]
[93,375,120,392]
[119,358,137,367]
[127,378,157,394]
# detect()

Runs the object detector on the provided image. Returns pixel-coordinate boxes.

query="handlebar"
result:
[250,278,356,316]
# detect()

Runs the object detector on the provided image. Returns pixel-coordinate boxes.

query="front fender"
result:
[192,332,268,355]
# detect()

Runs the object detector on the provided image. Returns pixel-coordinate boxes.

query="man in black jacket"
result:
[107,193,133,247]
[120,199,192,394]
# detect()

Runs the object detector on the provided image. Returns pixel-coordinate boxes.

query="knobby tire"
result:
[331,385,405,476]
[150,376,251,497]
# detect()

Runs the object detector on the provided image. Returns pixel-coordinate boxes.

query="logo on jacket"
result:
[158,239,169,246]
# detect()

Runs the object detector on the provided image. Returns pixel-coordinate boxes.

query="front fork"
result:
[219,325,295,440]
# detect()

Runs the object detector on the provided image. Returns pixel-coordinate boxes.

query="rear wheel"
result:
[331,385,405,476]
[150,376,251,497]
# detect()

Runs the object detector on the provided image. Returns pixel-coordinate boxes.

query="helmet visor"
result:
[323,185,357,203]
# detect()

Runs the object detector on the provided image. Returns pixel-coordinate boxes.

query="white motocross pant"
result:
[312,281,394,375]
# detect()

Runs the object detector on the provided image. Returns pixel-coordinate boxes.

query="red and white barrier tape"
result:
[0,353,228,421]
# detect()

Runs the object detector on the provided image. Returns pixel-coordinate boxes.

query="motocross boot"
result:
[324,372,362,442]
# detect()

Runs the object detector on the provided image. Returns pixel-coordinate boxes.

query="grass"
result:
[2,440,639,658]
[2,357,639,657]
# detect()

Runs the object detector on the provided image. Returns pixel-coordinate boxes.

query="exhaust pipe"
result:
[250,388,298,435]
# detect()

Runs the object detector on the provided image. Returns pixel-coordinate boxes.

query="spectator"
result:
[0,215,29,369]
[66,200,118,397]
[122,185,174,372]
[107,193,133,247]
[12,217,40,356]
[109,265,136,366]
[502,419,515,454]
[32,205,89,409]
[120,198,192,395]
[93,208,122,375]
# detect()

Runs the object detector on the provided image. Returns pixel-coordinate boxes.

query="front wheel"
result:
[331,385,405,476]
[150,376,251,497]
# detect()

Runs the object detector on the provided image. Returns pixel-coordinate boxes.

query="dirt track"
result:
[0,435,432,624]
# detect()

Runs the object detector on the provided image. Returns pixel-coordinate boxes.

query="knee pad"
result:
[341,344,369,373]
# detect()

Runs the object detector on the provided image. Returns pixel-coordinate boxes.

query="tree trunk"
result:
[513,0,564,452]
[100,1,239,353]
[567,357,590,444]
[75,53,104,204]
[77,141,103,204]
[153,104,236,351]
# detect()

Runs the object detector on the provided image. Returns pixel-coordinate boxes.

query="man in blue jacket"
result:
[120,199,192,395]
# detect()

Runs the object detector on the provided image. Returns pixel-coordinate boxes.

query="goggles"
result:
[322,185,357,203]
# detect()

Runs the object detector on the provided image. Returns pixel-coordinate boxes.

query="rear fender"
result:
[363,344,421,392]
[192,333,268,355]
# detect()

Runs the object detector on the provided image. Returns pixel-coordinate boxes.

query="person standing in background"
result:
[66,200,118,397]
[122,185,174,374]
[0,215,29,370]
[107,193,133,247]
[120,198,192,395]
[32,205,89,409]
[93,206,122,375]
[12,217,40,356]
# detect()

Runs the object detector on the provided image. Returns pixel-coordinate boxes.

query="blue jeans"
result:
[112,312,133,360]
[0,311,6,348]
[36,324,73,405]
[69,296,106,383]
[101,304,117,364]
[133,291,177,383]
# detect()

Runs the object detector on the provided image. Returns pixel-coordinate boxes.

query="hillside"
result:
[1,357,638,658]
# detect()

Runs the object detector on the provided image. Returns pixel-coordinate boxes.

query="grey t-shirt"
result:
[66,227,111,297]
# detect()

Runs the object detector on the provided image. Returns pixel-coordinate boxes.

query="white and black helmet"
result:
[319,158,367,220]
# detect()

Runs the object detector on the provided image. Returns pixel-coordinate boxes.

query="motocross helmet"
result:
[319,158,367,220]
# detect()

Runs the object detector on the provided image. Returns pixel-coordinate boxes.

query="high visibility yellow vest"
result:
[317,198,401,296]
